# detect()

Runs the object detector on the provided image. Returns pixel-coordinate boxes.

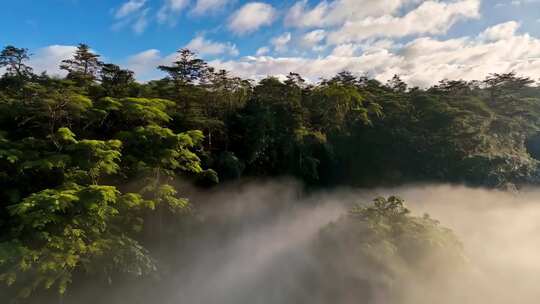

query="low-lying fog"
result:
[71,181,540,304]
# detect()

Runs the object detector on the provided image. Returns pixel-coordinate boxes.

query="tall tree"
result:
[484,72,534,100]
[100,63,135,97]
[387,74,408,93]
[0,46,33,79]
[158,49,208,86]
[60,44,102,84]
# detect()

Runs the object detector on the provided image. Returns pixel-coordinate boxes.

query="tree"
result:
[387,74,407,93]
[0,125,204,300]
[0,46,33,79]
[313,196,465,303]
[0,184,158,300]
[100,63,135,97]
[328,70,358,86]
[5,40,540,302]
[284,72,307,89]
[308,82,381,133]
[484,72,534,101]
[60,44,102,84]
[158,49,208,86]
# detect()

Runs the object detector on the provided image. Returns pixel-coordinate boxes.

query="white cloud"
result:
[132,8,150,34]
[228,2,277,35]
[330,44,360,57]
[23,19,540,88]
[209,21,540,87]
[479,21,520,41]
[210,50,400,83]
[511,0,540,5]
[256,46,270,56]
[327,0,481,44]
[157,0,190,24]
[285,0,328,28]
[271,32,292,52]
[284,0,480,45]
[185,35,239,56]
[27,45,77,76]
[126,49,166,80]
[125,42,239,81]
[301,29,326,47]
[285,0,417,28]
[115,0,147,19]
[113,0,150,33]
[192,0,231,15]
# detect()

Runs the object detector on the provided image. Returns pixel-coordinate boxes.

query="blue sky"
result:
[2,0,540,86]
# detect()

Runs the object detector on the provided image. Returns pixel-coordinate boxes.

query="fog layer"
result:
[67,182,540,304]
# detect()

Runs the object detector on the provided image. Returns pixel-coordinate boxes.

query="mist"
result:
[388,185,540,304]
[62,181,540,304]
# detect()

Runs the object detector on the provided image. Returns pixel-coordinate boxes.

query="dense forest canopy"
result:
[1,43,540,302]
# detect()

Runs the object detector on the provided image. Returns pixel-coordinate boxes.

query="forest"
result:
[1,44,540,303]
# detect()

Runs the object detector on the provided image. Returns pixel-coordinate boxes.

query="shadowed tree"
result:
[100,63,135,97]
[484,72,535,101]
[158,49,208,86]
[0,46,33,80]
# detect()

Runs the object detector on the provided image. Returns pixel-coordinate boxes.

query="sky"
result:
[2,0,540,86]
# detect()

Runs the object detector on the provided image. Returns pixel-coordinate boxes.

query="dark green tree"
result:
[0,46,33,80]
[158,49,208,86]
[60,44,103,84]
[99,63,135,98]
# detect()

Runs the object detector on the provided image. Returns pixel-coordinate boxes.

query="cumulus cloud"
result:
[113,0,150,33]
[115,0,147,19]
[326,0,481,44]
[209,21,540,87]
[191,0,231,15]
[125,42,239,81]
[26,18,540,88]
[185,35,239,56]
[29,0,540,90]
[132,8,150,34]
[256,46,270,56]
[271,32,292,53]
[330,43,360,57]
[210,49,400,83]
[125,49,170,80]
[510,0,540,5]
[479,21,520,41]
[301,29,326,48]
[157,0,190,24]
[28,45,77,76]
[284,0,480,45]
[228,2,277,35]
[109,19,540,86]
[285,0,412,28]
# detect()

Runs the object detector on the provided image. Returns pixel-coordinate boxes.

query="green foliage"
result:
[99,63,136,98]
[0,184,156,299]
[158,49,208,85]
[0,46,33,80]
[0,45,212,299]
[309,83,376,132]
[313,196,465,301]
[66,138,122,184]
[60,43,103,84]
[118,98,175,125]
[3,43,540,301]
[118,125,203,176]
